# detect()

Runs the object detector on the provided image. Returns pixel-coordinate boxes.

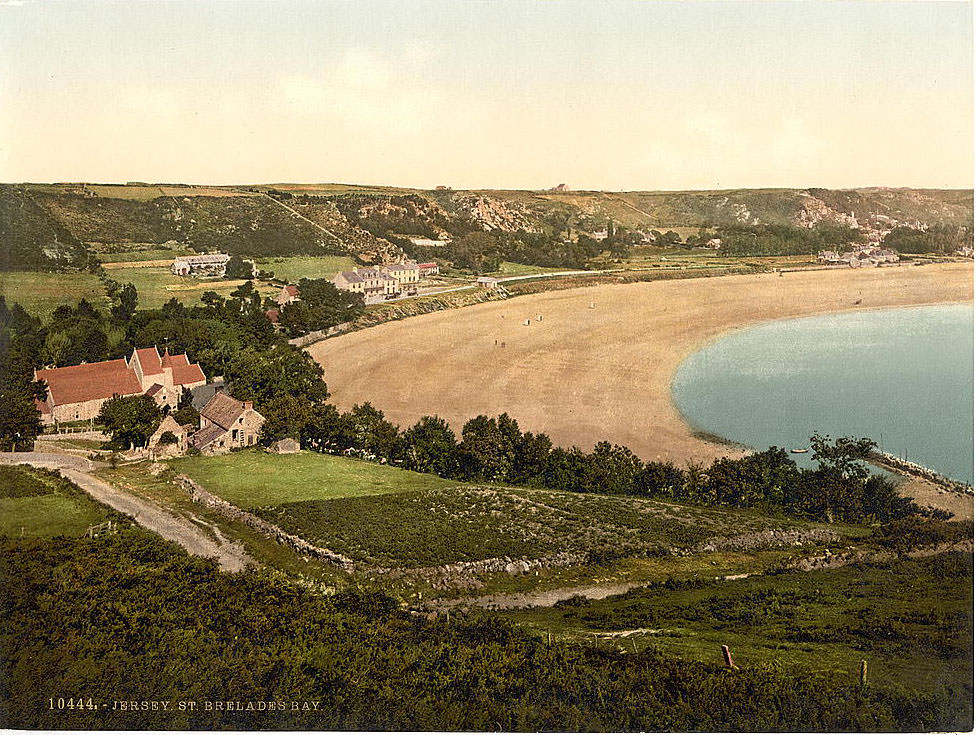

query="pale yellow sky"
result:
[0,1,971,190]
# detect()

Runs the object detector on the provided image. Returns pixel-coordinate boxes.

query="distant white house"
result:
[171,253,231,277]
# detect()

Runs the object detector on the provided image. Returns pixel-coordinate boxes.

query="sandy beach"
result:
[310,263,972,472]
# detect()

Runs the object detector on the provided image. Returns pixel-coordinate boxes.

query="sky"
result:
[0,0,972,190]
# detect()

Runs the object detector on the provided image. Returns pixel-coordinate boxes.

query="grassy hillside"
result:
[502,551,973,695]
[0,186,92,270]
[0,271,107,316]
[4,528,966,731]
[9,183,971,275]
[251,485,831,568]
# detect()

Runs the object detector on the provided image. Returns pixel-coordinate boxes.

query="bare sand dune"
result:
[310,264,972,469]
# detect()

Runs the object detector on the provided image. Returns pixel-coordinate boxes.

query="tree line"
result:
[262,401,925,525]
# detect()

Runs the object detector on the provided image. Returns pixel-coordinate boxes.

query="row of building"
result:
[331,261,439,304]
[817,244,900,267]
[33,346,264,455]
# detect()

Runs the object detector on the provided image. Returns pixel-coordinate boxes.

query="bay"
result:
[672,304,974,483]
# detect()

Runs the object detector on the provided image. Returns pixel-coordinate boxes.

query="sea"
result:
[671,303,974,484]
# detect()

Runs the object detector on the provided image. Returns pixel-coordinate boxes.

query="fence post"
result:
[721,645,739,670]
[859,660,868,687]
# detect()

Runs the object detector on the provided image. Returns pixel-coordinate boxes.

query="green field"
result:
[0,271,108,316]
[96,247,193,263]
[0,465,110,537]
[251,482,833,568]
[107,266,277,308]
[169,450,462,507]
[502,552,973,695]
[254,255,357,282]
[490,261,576,277]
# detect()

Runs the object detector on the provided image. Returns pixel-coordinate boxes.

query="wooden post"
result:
[859,660,868,687]
[721,645,739,670]
[547,630,552,647]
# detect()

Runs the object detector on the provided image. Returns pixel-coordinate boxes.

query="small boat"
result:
[791,448,809,454]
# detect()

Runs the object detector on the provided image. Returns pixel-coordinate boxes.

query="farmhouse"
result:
[34,347,207,424]
[191,392,265,454]
[171,253,231,277]
[277,284,300,306]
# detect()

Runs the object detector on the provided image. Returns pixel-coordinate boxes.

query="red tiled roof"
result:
[161,351,190,368]
[36,360,144,406]
[134,347,162,375]
[265,308,280,324]
[171,363,206,385]
[145,383,163,397]
[417,262,438,269]
[283,285,299,296]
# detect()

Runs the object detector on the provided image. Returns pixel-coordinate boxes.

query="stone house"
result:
[171,253,231,277]
[191,392,265,454]
[34,347,206,425]
[381,262,421,293]
[148,415,191,459]
[277,284,300,307]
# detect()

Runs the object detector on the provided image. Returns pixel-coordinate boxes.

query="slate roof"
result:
[191,424,225,449]
[199,392,250,430]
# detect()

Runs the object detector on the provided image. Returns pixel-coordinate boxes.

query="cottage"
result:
[148,415,190,458]
[171,253,231,277]
[34,347,206,425]
[191,392,265,454]
[417,262,439,277]
[277,284,300,307]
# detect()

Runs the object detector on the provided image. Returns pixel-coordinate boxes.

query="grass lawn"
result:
[0,271,108,317]
[0,466,110,537]
[254,255,357,283]
[107,266,277,309]
[168,450,462,507]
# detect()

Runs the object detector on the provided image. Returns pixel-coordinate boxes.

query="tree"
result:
[172,387,199,427]
[225,254,255,279]
[260,394,317,443]
[0,389,43,451]
[810,434,876,482]
[348,403,400,460]
[401,416,459,477]
[110,283,138,321]
[301,403,355,453]
[97,395,162,449]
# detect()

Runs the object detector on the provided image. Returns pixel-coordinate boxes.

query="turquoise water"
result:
[672,304,974,483]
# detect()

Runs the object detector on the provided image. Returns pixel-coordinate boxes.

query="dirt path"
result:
[61,469,254,572]
[433,539,974,611]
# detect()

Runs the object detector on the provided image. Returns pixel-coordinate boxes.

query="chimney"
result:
[243,401,252,411]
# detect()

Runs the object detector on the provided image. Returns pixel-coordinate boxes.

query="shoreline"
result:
[309,263,973,477]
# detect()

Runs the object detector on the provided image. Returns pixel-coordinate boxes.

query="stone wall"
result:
[174,474,355,571]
